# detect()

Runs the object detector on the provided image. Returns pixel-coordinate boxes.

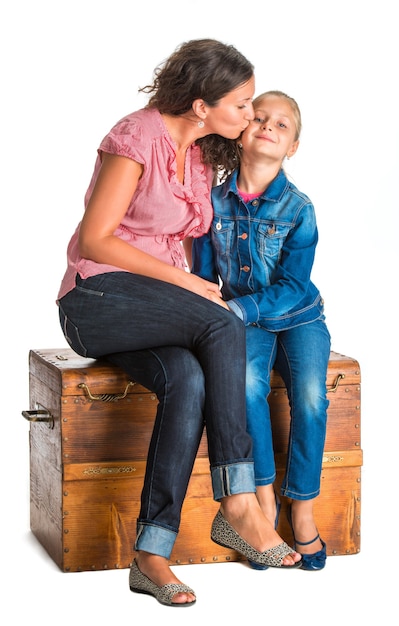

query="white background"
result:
[1,1,397,622]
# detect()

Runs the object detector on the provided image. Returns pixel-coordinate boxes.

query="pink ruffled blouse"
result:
[58,107,214,300]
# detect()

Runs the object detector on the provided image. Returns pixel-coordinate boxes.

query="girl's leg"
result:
[289,498,324,556]
[245,326,279,523]
[245,326,278,484]
[275,320,331,555]
[275,320,331,499]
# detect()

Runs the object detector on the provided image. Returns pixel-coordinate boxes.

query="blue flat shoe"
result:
[293,534,327,571]
[248,493,281,571]
[287,504,327,571]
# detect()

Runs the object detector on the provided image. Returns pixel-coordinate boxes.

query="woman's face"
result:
[203,76,255,139]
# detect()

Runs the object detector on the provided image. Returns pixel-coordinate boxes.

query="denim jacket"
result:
[192,168,325,331]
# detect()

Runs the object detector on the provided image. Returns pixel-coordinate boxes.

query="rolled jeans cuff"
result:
[211,462,256,501]
[134,523,177,560]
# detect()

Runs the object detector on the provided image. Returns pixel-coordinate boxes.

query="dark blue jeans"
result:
[58,272,255,558]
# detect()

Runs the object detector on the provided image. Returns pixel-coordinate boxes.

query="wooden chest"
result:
[23,348,362,572]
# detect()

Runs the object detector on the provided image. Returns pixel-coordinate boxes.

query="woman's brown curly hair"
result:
[139,39,253,177]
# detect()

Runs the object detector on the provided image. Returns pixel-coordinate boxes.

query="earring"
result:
[238,142,243,149]
[198,120,205,128]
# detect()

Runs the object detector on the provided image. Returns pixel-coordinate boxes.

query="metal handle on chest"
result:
[22,408,54,428]
[78,381,136,402]
[327,373,345,393]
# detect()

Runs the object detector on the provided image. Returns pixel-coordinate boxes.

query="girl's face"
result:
[241,95,299,161]
[199,76,255,140]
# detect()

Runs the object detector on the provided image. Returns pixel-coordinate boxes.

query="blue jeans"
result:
[58,272,255,558]
[246,319,331,500]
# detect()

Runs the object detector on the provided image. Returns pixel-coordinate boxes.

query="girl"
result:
[193,90,330,572]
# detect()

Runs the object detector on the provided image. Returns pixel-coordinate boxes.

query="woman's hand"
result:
[177,271,221,299]
[207,290,230,309]
[178,273,230,309]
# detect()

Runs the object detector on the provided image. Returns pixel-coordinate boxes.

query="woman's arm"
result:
[79,153,224,301]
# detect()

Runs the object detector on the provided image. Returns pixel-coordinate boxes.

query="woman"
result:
[57,44,301,608]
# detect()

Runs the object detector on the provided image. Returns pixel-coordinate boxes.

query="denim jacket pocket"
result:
[257,222,291,259]
[211,218,235,257]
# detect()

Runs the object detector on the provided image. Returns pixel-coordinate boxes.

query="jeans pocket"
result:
[58,305,88,357]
